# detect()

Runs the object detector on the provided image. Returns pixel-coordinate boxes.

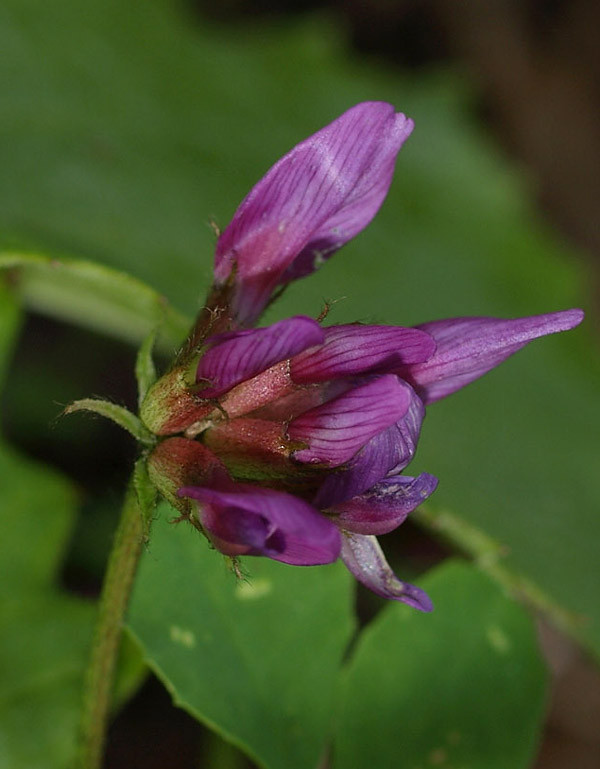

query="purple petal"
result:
[330,473,438,535]
[289,375,410,467]
[196,316,324,398]
[341,534,433,611]
[214,102,414,324]
[178,484,341,566]
[291,324,436,383]
[314,385,424,506]
[399,309,584,404]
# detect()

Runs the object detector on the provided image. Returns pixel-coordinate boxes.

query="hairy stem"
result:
[175,280,235,365]
[77,478,147,769]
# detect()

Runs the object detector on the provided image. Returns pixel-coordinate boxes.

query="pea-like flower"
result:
[143,102,583,611]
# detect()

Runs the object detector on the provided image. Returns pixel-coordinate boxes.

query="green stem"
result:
[77,478,147,769]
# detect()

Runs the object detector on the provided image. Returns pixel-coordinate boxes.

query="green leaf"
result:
[127,504,355,769]
[0,251,189,352]
[0,593,93,769]
[0,292,143,768]
[412,505,584,647]
[334,561,549,769]
[0,425,94,769]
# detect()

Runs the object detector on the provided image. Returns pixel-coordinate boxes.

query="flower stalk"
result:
[76,476,147,769]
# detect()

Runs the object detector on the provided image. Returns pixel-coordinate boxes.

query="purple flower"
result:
[213,102,414,326]
[144,102,584,611]
[178,483,341,566]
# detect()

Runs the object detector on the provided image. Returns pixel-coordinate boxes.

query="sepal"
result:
[140,365,213,436]
[146,437,227,514]
[64,398,155,446]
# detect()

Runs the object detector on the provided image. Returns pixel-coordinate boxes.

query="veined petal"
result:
[291,324,435,383]
[289,375,410,467]
[178,485,341,566]
[399,309,584,404]
[214,102,414,324]
[196,315,324,398]
[341,534,433,611]
[330,473,438,535]
[314,385,425,506]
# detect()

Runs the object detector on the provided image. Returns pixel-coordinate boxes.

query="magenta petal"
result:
[314,385,424,506]
[384,388,426,474]
[178,484,341,566]
[341,534,433,611]
[331,473,438,535]
[196,315,324,398]
[289,375,411,467]
[399,309,584,404]
[291,324,436,383]
[214,102,414,324]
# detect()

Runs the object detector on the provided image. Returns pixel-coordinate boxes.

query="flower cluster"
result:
[142,102,583,611]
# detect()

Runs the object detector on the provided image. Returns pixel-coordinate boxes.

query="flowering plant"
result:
[57,101,582,768]
[137,102,581,612]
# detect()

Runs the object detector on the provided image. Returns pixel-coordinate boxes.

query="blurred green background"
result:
[1,1,599,768]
